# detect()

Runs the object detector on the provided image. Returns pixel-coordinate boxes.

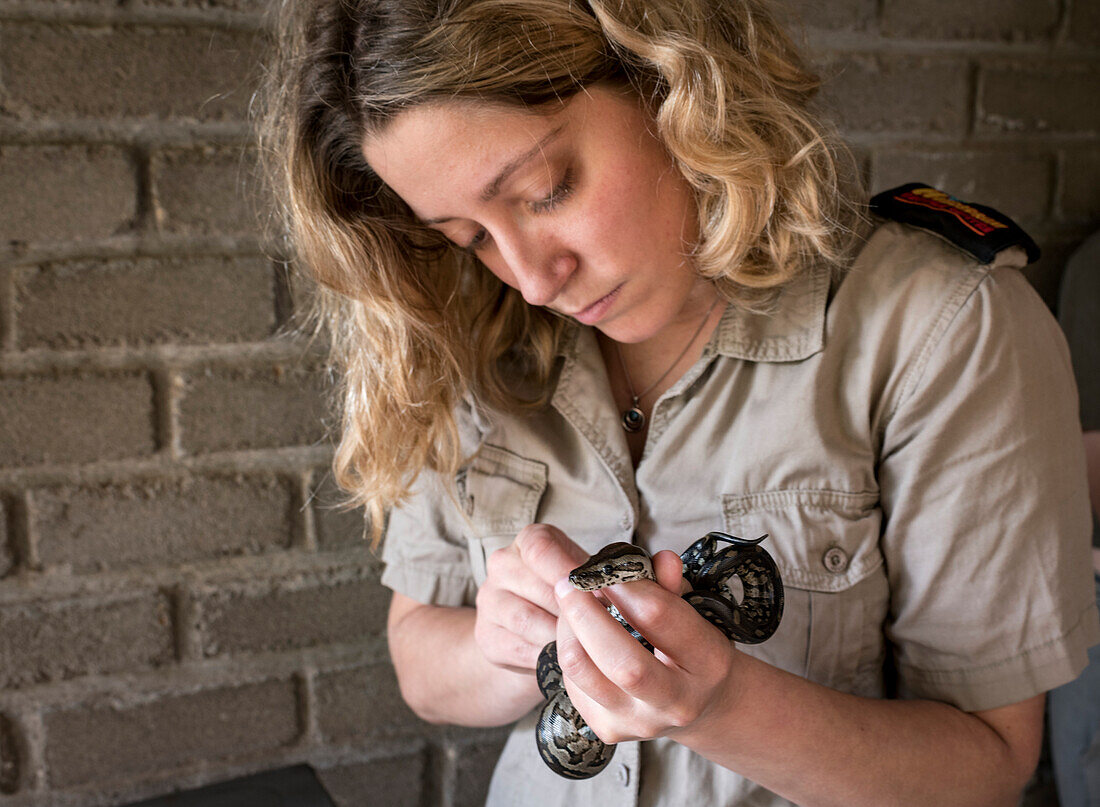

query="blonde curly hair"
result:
[260,0,864,541]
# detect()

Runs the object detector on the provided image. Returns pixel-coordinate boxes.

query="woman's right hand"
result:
[474,523,589,674]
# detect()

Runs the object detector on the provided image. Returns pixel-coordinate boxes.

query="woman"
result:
[262,1,1099,804]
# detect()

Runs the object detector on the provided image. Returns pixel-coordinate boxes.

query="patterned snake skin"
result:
[534,531,784,780]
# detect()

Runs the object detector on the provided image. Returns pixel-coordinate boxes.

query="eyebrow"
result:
[421,123,567,226]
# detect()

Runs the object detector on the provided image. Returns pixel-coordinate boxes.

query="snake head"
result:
[569,542,655,591]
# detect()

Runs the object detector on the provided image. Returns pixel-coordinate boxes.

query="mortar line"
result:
[19,710,45,794]
[297,469,319,553]
[0,267,15,352]
[16,490,40,572]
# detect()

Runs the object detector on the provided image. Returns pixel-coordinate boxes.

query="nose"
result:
[494,232,575,307]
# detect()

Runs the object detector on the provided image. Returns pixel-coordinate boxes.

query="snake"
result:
[534,531,784,780]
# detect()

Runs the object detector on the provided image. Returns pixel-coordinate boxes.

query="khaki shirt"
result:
[381,222,1100,807]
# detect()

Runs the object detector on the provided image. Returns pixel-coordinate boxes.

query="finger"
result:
[556,576,673,700]
[477,621,547,672]
[476,585,559,647]
[514,523,590,587]
[553,594,630,713]
[599,578,722,673]
[485,541,559,616]
[652,550,689,595]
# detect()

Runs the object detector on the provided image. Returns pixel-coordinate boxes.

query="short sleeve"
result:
[878,253,1100,712]
[379,468,478,607]
[379,400,485,608]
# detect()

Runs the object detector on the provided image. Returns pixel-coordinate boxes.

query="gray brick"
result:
[200,573,387,657]
[44,679,300,788]
[315,663,421,744]
[313,473,371,551]
[780,0,877,31]
[179,365,329,454]
[317,751,426,807]
[882,0,1059,41]
[0,23,260,121]
[34,476,295,572]
[449,738,506,807]
[871,150,1052,223]
[154,146,266,236]
[0,592,174,688]
[0,373,154,468]
[138,0,271,11]
[0,713,18,795]
[17,256,276,349]
[979,62,1100,135]
[1062,150,1100,223]
[818,54,969,135]
[0,145,136,245]
[1069,0,1100,47]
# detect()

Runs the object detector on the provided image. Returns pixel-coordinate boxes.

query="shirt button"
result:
[822,546,849,574]
[616,763,631,786]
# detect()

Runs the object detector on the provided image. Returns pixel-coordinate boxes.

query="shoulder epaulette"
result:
[869,182,1040,265]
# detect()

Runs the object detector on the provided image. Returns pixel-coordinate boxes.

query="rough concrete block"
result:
[0,713,18,795]
[1062,150,1100,224]
[979,62,1100,134]
[871,150,1052,223]
[154,146,267,237]
[312,472,371,551]
[178,365,329,454]
[882,0,1059,41]
[0,373,154,468]
[779,0,877,31]
[1069,1,1100,47]
[316,751,426,807]
[200,572,388,657]
[138,0,271,11]
[0,145,136,245]
[0,23,260,121]
[315,663,421,744]
[16,256,276,349]
[817,54,969,135]
[34,476,295,572]
[447,737,507,807]
[44,679,300,788]
[0,592,174,688]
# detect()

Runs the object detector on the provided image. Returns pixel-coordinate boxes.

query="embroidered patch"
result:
[870,183,1040,265]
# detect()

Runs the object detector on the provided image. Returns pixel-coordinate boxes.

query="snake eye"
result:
[601,564,613,575]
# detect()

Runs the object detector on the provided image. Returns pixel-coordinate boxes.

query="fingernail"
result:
[554,576,572,599]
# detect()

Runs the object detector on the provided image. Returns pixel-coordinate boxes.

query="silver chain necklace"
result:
[616,298,720,433]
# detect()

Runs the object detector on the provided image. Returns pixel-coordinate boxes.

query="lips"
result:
[571,284,623,326]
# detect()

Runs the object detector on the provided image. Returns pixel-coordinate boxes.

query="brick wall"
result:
[0,1,1095,806]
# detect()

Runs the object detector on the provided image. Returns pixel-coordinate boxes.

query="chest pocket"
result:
[722,488,889,697]
[457,443,549,587]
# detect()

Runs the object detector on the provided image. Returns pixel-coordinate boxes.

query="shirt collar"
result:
[709,262,830,362]
[556,262,830,364]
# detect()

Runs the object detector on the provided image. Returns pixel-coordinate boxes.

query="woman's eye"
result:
[464,228,489,253]
[529,167,575,215]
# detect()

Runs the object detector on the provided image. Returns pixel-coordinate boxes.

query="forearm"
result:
[388,599,542,726]
[678,651,1041,807]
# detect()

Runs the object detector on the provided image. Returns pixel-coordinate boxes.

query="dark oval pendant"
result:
[621,407,645,433]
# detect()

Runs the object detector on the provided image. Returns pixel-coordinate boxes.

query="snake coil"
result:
[534,531,784,779]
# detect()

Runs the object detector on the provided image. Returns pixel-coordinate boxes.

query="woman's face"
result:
[363,85,713,344]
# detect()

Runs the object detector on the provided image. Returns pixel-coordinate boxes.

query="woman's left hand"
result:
[552,549,744,744]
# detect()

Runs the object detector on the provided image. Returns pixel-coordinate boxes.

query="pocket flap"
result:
[459,443,548,538]
[722,489,883,592]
